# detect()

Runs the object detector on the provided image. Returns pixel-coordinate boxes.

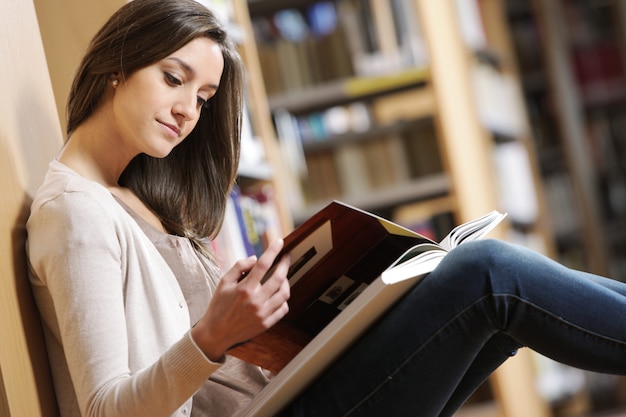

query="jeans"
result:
[280,239,626,417]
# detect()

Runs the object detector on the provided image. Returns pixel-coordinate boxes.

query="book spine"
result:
[230,186,256,257]
[213,186,285,271]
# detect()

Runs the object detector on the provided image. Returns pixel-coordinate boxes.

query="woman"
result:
[27,1,289,416]
[26,0,626,416]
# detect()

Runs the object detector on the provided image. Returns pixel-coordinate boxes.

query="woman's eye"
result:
[164,72,182,86]
[198,96,211,109]
[197,96,209,109]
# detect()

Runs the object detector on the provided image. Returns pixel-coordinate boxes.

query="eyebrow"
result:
[166,57,219,90]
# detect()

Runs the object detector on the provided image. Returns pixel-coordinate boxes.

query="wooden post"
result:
[415,1,551,416]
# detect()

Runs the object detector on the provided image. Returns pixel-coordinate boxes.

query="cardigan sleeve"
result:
[27,189,223,417]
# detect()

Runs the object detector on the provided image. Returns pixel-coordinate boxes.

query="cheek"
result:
[115,100,144,134]
[114,85,144,114]
[120,77,162,111]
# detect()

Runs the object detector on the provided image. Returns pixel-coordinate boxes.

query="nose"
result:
[172,93,199,121]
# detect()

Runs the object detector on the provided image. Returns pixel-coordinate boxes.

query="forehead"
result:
[165,37,224,84]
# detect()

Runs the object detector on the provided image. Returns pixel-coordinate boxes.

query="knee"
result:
[446,238,511,265]
[437,239,521,285]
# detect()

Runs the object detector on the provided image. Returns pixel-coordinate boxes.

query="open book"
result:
[234,201,506,417]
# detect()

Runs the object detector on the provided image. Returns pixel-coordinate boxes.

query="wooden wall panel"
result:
[33,0,122,133]
[0,0,64,415]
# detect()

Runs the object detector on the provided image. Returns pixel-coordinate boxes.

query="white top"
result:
[27,160,222,417]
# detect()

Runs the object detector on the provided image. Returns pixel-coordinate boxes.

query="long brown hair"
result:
[67,0,244,251]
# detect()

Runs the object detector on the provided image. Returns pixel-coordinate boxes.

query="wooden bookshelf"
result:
[246,0,443,224]
[418,1,552,416]
[505,0,626,280]
[267,68,430,113]
[238,0,554,416]
[294,172,450,224]
[503,0,626,414]
[231,0,294,236]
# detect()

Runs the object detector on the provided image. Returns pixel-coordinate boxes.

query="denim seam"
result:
[492,293,626,347]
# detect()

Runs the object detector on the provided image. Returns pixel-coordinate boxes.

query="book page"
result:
[439,210,507,250]
[381,244,447,284]
[382,211,507,284]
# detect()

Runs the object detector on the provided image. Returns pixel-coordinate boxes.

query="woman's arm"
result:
[28,191,219,417]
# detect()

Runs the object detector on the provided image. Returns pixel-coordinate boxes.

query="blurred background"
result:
[34,0,626,416]
[238,1,626,415]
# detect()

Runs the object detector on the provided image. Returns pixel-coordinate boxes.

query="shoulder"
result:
[26,161,144,284]
[29,160,123,223]
[27,160,134,253]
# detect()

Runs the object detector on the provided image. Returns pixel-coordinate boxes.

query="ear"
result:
[109,72,121,87]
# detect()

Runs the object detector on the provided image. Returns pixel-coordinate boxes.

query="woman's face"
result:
[110,36,224,158]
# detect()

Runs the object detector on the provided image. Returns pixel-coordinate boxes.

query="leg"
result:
[438,333,521,417]
[440,240,626,416]
[281,240,626,417]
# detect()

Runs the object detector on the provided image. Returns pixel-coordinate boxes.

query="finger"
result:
[222,255,257,284]
[264,295,290,328]
[260,260,291,323]
[260,253,291,297]
[245,239,285,285]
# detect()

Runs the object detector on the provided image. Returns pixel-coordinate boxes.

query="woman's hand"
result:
[191,239,291,361]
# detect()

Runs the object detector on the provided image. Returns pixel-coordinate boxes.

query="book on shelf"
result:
[334,142,371,196]
[492,141,539,225]
[214,186,282,272]
[285,113,440,204]
[251,0,427,97]
[213,189,252,272]
[233,200,506,417]
[252,4,354,95]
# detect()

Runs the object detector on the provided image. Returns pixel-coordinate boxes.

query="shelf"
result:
[582,91,626,113]
[237,161,273,180]
[392,196,455,225]
[537,148,567,175]
[247,0,318,15]
[521,70,548,95]
[505,0,534,21]
[268,68,430,114]
[301,118,433,153]
[293,172,450,224]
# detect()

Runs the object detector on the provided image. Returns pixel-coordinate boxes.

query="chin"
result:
[144,147,175,159]
[148,141,179,159]
[154,150,175,159]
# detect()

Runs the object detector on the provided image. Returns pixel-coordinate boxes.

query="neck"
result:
[59,115,134,188]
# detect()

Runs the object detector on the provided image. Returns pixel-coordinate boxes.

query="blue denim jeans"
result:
[280,239,626,417]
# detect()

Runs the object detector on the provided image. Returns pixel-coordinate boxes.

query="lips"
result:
[158,120,181,138]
